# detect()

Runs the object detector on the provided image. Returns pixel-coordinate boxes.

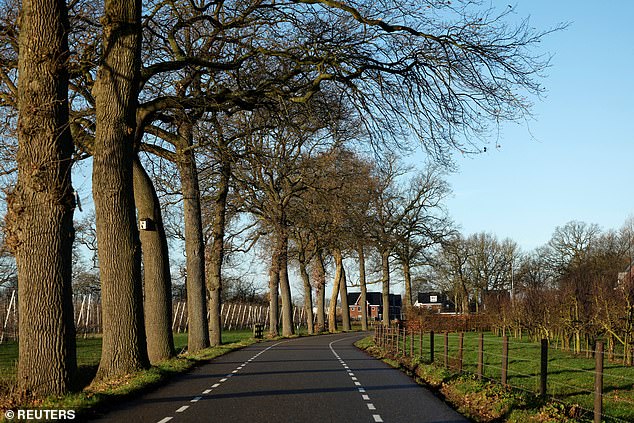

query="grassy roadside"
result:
[355,336,598,423]
[0,330,257,420]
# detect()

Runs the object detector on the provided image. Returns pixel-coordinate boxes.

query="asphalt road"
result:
[90,333,468,423]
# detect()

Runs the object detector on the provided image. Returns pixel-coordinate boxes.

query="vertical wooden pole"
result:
[430,330,435,363]
[502,335,509,386]
[540,338,548,397]
[477,332,484,381]
[458,332,464,373]
[419,329,423,359]
[594,341,604,423]
[410,329,414,357]
[444,332,449,369]
[395,328,401,355]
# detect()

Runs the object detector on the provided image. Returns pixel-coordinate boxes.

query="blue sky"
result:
[437,1,634,251]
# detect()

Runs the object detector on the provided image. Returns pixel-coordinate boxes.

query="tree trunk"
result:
[11,0,76,395]
[299,259,315,335]
[358,244,368,331]
[176,123,209,353]
[402,258,413,316]
[328,254,341,333]
[133,157,175,363]
[207,159,230,346]
[268,251,280,337]
[334,248,351,331]
[93,0,149,379]
[278,233,294,337]
[315,252,326,332]
[381,249,391,326]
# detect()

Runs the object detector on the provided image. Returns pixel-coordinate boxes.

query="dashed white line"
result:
[220,378,228,382]
[191,396,202,403]
[330,336,384,423]
[212,383,220,388]
[175,406,189,413]
[157,418,173,423]
[203,389,212,394]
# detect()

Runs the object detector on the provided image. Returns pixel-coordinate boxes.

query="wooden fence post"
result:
[540,339,548,397]
[594,341,604,423]
[477,332,484,381]
[395,326,399,354]
[444,332,449,369]
[501,335,509,386]
[410,329,414,357]
[430,330,435,363]
[458,332,464,373]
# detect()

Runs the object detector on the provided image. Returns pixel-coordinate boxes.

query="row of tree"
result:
[0,0,553,397]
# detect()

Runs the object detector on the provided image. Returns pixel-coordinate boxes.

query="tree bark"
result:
[268,251,280,337]
[207,159,230,346]
[299,259,315,334]
[176,123,209,353]
[93,0,149,379]
[381,249,391,326]
[402,257,413,316]
[278,233,294,337]
[334,248,351,331]
[328,254,341,333]
[10,0,76,395]
[315,251,326,332]
[133,157,175,363]
[358,244,368,331]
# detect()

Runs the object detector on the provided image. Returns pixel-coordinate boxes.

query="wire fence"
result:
[374,326,634,423]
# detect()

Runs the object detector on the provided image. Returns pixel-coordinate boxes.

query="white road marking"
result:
[232,370,238,373]
[175,406,189,413]
[191,396,202,403]
[220,378,227,382]
[212,383,220,388]
[203,389,212,394]
[157,418,172,423]
[329,336,383,423]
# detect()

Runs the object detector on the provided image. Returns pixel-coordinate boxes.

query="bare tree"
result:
[92,0,150,379]
[393,165,454,313]
[6,0,77,396]
[133,157,175,362]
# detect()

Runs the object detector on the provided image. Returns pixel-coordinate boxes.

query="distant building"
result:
[347,292,402,320]
[414,292,455,313]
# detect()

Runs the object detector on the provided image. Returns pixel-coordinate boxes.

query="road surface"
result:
[91,332,468,422]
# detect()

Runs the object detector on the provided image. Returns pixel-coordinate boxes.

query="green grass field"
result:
[0,329,255,393]
[387,331,634,422]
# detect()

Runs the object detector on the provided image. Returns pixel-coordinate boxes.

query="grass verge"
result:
[355,336,601,423]
[0,330,256,420]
